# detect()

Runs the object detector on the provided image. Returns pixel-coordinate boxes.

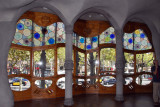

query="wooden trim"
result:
[11,43,32,51]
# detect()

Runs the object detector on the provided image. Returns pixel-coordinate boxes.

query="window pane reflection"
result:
[34,49,54,77]
[87,52,99,76]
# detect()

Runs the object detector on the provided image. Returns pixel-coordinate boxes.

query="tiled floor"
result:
[14,94,160,107]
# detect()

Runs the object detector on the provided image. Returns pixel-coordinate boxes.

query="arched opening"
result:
[123,21,154,93]
[7,7,67,101]
[73,12,117,94]
[7,8,155,102]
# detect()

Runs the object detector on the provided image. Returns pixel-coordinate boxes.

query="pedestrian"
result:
[151,60,160,106]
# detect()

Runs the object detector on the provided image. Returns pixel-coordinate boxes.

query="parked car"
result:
[10,78,28,86]
[103,78,116,85]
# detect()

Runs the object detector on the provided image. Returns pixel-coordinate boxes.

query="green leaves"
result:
[8,48,30,67]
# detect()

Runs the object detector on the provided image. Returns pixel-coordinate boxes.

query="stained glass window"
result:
[123,33,133,50]
[86,38,91,50]
[33,23,43,46]
[45,23,56,45]
[134,29,152,50]
[86,36,98,50]
[99,27,116,44]
[78,36,85,50]
[12,19,32,46]
[56,22,65,43]
[123,29,152,50]
[92,36,98,49]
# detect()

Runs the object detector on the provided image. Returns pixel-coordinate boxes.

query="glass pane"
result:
[78,36,85,50]
[86,36,98,50]
[33,23,43,46]
[124,53,134,74]
[34,49,54,77]
[136,74,152,85]
[99,27,116,44]
[45,23,56,45]
[123,33,133,50]
[125,77,133,85]
[12,19,32,46]
[57,47,65,75]
[134,29,152,50]
[56,22,65,43]
[100,48,116,72]
[76,52,85,76]
[87,52,99,76]
[7,48,30,75]
[73,33,77,46]
[35,80,52,89]
[92,36,98,49]
[136,53,154,73]
[9,77,30,91]
[57,77,65,89]
[76,79,85,85]
[100,76,116,87]
[86,38,91,50]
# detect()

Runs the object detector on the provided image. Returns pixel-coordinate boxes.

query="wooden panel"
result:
[9,76,32,101]
[74,20,110,37]
[19,11,62,27]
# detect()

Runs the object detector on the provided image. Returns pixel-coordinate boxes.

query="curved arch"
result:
[13,1,68,25]
[123,14,157,36]
[123,15,158,50]
[71,7,119,29]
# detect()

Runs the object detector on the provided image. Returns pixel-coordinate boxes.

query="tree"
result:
[8,48,30,74]
[100,48,116,71]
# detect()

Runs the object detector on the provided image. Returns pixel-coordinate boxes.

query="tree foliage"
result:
[8,48,30,67]
[136,52,154,67]
[124,53,134,63]
[100,48,116,67]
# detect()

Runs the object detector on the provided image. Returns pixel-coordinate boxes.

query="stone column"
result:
[64,25,74,106]
[151,29,160,65]
[115,29,125,101]
[0,21,16,107]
